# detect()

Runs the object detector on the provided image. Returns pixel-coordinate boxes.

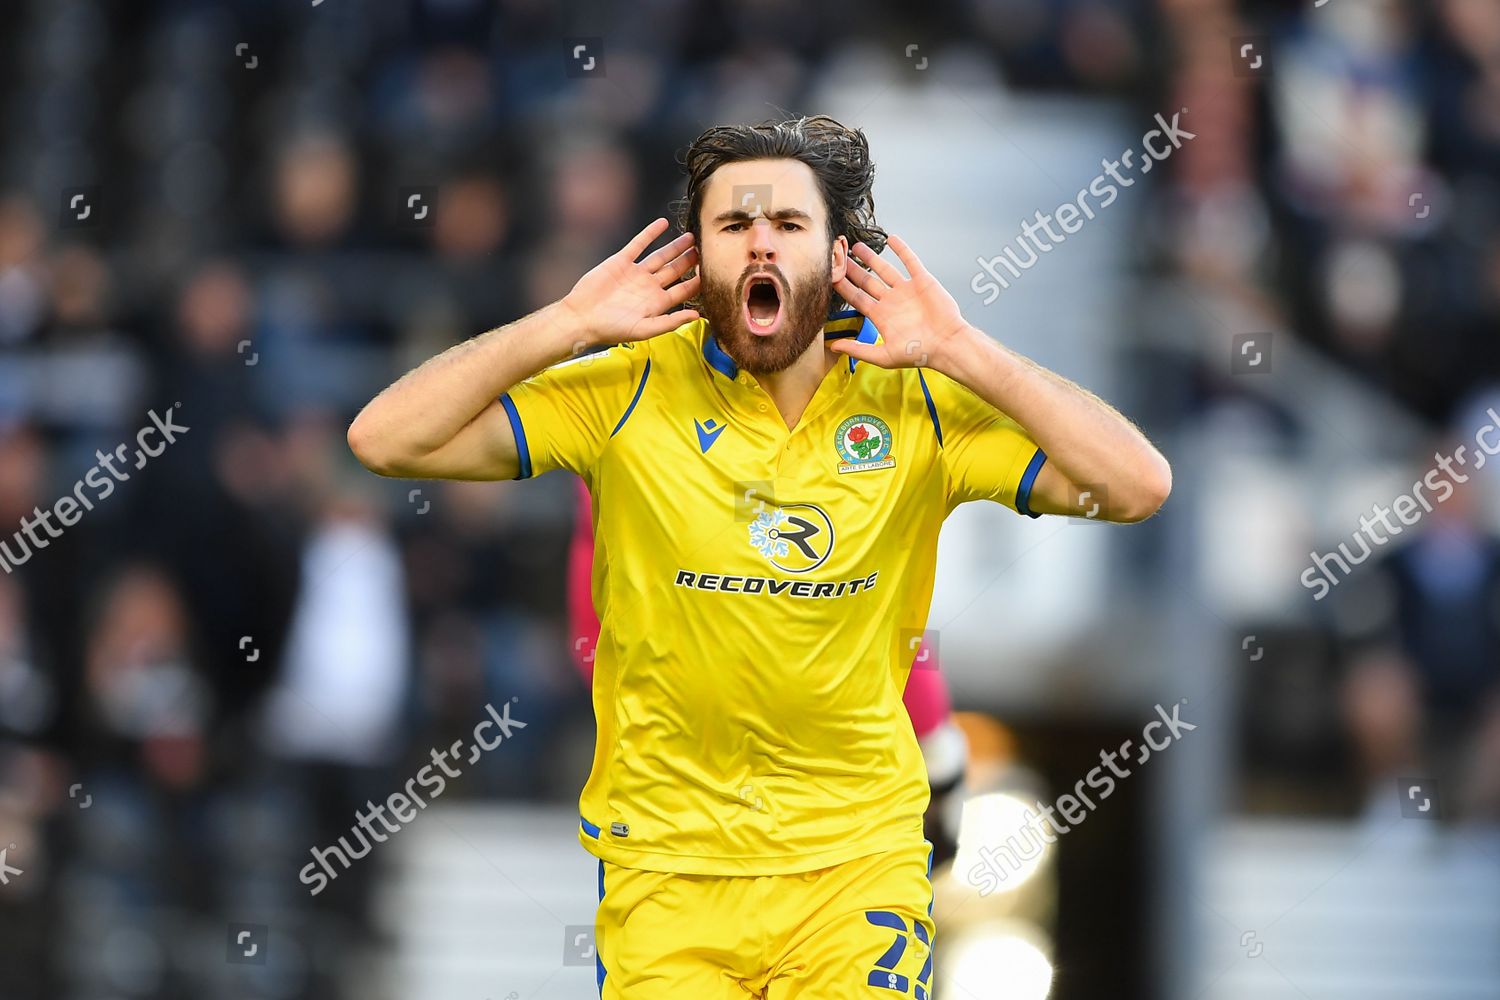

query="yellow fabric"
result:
[502,314,1041,875]
[595,841,936,999]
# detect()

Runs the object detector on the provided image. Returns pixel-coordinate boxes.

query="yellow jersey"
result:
[499,310,1045,875]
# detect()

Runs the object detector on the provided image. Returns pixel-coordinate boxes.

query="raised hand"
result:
[562,217,701,348]
[829,234,970,370]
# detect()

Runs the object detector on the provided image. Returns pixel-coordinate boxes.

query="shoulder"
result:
[648,317,709,366]
[850,361,943,407]
[587,318,705,374]
[845,363,944,443]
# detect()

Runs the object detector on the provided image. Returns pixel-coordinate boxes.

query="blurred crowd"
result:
[0,0,1498,997]
[1160,0,1500,421]
[1156,0,1500,822]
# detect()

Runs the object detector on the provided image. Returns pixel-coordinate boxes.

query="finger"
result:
[886,233,928,278]
[843,257,892,295]
[839,264,888,302]
[827,338,887,366]
[834,274,882,314]
[661,273,700,307]
[655,245,698,286]
[642,231,695,272]
[852,241,903,287]
[621,217,671,261]
[633,307,700,339]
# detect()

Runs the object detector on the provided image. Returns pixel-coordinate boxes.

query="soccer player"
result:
[348,114,1171,998]
[564,474,972,867]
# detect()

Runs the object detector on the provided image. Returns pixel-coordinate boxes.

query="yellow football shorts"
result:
[593,840,936,999]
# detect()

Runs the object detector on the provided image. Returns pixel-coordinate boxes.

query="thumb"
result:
[828,337,887,366]
[630,308,700,340]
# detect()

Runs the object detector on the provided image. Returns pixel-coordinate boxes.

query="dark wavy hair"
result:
[672,114,887,314]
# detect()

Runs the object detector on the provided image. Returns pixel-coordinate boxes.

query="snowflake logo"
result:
[748,509,790,559]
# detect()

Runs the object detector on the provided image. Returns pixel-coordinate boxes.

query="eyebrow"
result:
[709,206,815,225]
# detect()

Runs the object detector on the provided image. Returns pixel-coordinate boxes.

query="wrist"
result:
[553,296,603,352]
[930,322,995,381]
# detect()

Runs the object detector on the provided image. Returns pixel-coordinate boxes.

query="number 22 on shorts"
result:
[864,910,933,999]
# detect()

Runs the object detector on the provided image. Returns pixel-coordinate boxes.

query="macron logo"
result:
[695,418,726,453]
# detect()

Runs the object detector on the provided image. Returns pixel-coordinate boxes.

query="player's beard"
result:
[699,261,832,376]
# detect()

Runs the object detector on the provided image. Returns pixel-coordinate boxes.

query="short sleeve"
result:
[499,342,650,479]
[921,369,1046,516]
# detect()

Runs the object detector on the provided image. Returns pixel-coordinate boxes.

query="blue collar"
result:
[701,308,879,380]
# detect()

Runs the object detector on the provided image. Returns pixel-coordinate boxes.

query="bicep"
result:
[940,418,1045,515]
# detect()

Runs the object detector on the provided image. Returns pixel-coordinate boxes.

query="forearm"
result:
[936,325,1171,518]
[349,299,583,467]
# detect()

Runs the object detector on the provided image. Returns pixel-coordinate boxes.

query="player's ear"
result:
[829,234,849,283]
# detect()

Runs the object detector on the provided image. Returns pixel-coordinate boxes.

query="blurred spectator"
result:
[1335,469,1500,822]
[0,195,47,349]
[259,489,409,767]
[0,575,55,740]
[258,470,409,957]
[270,132,360,251]
[82,562,210,790]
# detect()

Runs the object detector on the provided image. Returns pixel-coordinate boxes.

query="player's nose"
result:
[749,219,776,261]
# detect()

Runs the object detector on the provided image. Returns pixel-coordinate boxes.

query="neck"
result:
[753,331,839,430]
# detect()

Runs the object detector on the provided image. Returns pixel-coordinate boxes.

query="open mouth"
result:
[742,275,784,336]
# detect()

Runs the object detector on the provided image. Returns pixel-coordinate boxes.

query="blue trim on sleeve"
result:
[1016,447,1047,518]
[916,370,943,446]
[580,814,601,839]
[498,392,531,480]
[610,359,652,438]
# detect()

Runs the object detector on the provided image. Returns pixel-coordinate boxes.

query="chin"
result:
[722,320,820,375]
[702,267,831,375]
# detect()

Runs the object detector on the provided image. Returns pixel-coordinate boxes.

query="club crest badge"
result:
[835,414,895,474]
